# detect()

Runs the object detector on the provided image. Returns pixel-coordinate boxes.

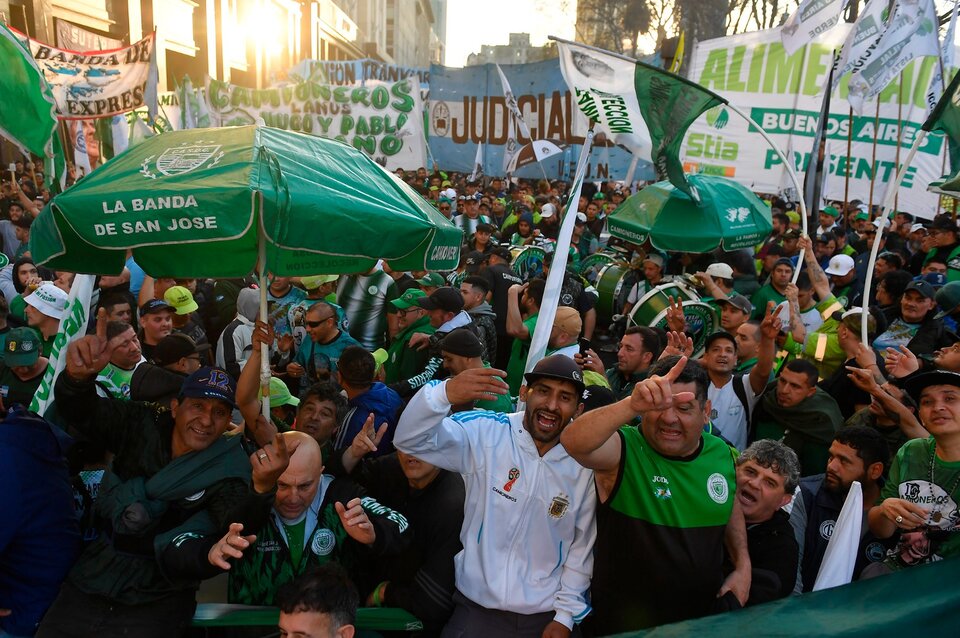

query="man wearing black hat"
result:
[439,330,513,413]
[481,246,523,368]
[867,371,960,573]
[561,356,750,632]
[130,333,211,407]
[37,312,289,638]
[394,355,595,638]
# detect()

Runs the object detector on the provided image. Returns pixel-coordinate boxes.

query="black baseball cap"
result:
[490,246,512,261]
[524,354,586,397]
[464,250,487,269]
[140,299,175,315]
[905,280,936,300]
[902,370,960,404]
[179,366,237,407]
[440,329,484,358]
[417,287,464,313]
[153,333,211,367]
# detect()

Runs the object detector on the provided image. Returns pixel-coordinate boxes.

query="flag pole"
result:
[256,193,272,424]
[859,129,927,343]
[893,80,905,211]
[843,107,854,226]
[517,128,595,411]
[724,103,809,281]
[867,100,881,215]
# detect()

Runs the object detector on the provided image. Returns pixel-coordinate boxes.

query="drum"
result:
[628,283,718,357]
[596,263,640,323]
[510,245,545,282]
[579,250,623,283]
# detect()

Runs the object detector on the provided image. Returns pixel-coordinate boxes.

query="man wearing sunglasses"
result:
[288,301,360,393]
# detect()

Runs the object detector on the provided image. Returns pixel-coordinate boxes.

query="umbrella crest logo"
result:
[725,207,751,224]
[141,142,225,179]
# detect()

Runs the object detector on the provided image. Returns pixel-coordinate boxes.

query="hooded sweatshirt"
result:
[467,301,498,363]
[216,288,259,380]
[334,382,404,456]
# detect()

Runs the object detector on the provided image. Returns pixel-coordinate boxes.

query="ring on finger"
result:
[895,515,904,524]
[258,452,268,461]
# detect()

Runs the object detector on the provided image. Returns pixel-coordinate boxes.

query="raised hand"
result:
[66,308,122,381]
[884,345,919,379]
[759,301,783,341]
[207,522,257,570]
[665,295,686,334]
[574,347,605,375]
[251,320,275,353]
[250,431,290,494]
[846,365,880,394]
[350,413,388,459]
[444,367,509,405]
[336,498,376,545]
[629,356,694,414]
[660,331,693,359]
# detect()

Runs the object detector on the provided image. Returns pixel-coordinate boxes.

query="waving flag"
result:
[781,0,848,55]
[556,37,724,202]
[834,0,890,80]
[926,0,959,117]
[847,0,940,113]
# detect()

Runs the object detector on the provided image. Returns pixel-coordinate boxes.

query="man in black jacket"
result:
[36,310,288,638]
[734,439,800,605]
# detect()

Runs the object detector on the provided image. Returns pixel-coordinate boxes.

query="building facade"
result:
[465,32,555,67]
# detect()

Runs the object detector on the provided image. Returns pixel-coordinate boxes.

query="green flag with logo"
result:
[557,39,725,202]
[924,68,960,176]
[0,23,63,182]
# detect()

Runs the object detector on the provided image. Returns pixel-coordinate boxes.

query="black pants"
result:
[441,591,579,638]
[36,581,197,638]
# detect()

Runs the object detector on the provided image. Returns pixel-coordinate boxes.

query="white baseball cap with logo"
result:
[25,282,69,319]
[705,263,734,279]
[824,254,855,277]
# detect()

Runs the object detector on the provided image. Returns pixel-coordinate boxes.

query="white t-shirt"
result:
[707,374,759,451]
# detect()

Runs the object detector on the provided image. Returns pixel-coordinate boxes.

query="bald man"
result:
[223,430,410,605]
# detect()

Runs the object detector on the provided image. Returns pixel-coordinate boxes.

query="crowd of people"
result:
[1,160,960,638]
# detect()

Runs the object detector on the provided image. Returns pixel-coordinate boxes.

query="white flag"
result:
[72,122,93,178]
[813,481,863,590]
[926,0,959,116]
[110,114,129,156]
[128,116,156,147]
[507,139,566,174]
[835,0,890,81]
[179,76,197,130]
[496,64,532,139]
[847,0,940,113]
[469,142,483,181]
[781,0,848,54]
[29,275,97,417]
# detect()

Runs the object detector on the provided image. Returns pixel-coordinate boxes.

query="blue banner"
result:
[427,59,653,181]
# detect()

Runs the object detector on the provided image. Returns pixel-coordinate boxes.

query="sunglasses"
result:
[306,316,334,328]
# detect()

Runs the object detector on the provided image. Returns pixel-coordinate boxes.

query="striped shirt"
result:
[337,271,399,350]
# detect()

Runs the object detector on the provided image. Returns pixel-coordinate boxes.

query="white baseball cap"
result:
[540,203,557,218]
[824,254,855,277]
[910,223,927,234]
[24,282,68,319]
[705,263,734,279]
[872,217,891,230]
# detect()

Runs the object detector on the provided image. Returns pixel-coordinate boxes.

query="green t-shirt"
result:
[880,437,960,570]
[506,313,538,396]
[96,363,139,399]
[475,362,515,413]
[749,284,787,320]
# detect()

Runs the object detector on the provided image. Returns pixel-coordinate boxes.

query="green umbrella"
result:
[607,174,772,253]
[30,125,462,277]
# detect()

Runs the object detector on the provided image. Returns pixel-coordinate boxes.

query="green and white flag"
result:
[0,23,59,162]
[923,62,960,186]
[847,0,939,113]
[556,38,725,202]
[781,0,848,55]
[29,274,96,417]
[925,0,959,117]
[834,0,890,80]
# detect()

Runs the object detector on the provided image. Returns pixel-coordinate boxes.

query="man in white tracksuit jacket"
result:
[394,355,596,638]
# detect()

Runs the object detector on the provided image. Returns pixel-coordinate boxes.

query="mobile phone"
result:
[578,337,591,357]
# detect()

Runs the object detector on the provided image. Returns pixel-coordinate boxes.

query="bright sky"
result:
[444,0,578,68]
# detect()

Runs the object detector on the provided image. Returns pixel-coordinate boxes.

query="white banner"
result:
[682,26,946,219]
[29,275,96,417]
[205,76,426,171]
[22,31,158,119]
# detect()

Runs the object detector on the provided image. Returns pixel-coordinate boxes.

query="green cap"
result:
[415,273,445,288]
[372,348,388,372]
[391,288,426,309]
[855,212,870,221]
[163,285,198,315]
[821,206,839,218]
[935,281,960,319]
[262,376,300,408]
[4,327,41,366]
[786,211,800,223]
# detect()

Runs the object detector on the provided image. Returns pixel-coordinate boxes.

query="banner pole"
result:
[256,193,271,425]
[843,107,854,227]
[725,103,809,282]
[517,128,595,412]
[893,81,904,211]
[867,100,881,215]
[860,130,927,343]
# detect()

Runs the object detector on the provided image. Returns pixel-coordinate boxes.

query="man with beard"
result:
[394,356,596,638]
[790,426,890,590]
[750,258,792,320]
[561,356,750,632]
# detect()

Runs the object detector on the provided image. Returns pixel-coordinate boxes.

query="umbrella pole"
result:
[858,130,927,344]
[256,197,272,425]
[724,104,809,282]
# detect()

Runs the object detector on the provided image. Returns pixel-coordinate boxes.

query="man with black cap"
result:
[138,298,175,363]
[716,293,753,334]
[439,330,514,413]
[130,333,211,407]
[392,287,486,398]
[872,280,955,358]
[37,311,289,638]
[481,246,523,368]
[867,370,960,573]
[394,355,595,638]
[923,214,960,282]
[561,356,750,632]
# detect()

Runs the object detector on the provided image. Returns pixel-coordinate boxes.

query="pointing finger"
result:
[664,355,688,383]
[95,307,108,340]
